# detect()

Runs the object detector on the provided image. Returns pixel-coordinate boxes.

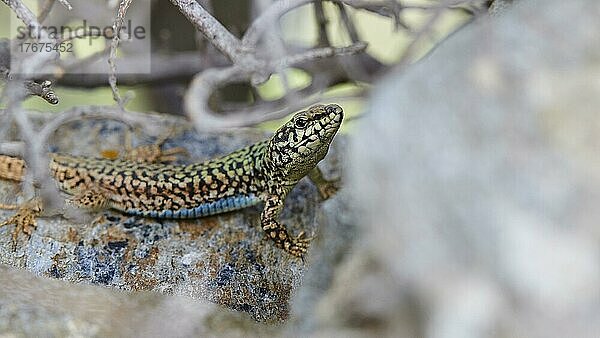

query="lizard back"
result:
[50,141,269,218]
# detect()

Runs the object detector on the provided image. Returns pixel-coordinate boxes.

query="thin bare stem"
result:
[2,0,42,32]
[56,0,72,10]
[334,1,360,42]
[108,0,133,107]
[243,0,313,47]
[314,1,331,47]
[397,0,454,66]
[37,0,55,23]
[275,42,367,68]
[169,0,245,63]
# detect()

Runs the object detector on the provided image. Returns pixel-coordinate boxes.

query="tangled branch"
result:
[0,0,490,201]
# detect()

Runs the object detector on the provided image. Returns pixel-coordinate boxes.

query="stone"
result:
[338,0,600,337]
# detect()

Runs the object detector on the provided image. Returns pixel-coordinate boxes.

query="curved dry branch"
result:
[57,51,228,87]
[169,0,245,63]
[2,0,42,32]
[185,42,370,131]
[242,0,313,47]
[37,105,141,144]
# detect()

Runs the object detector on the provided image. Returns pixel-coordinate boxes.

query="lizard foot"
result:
[317,179,341,200]
[0,198,43,250]
[264,225,313,259]
[283,231,313,259]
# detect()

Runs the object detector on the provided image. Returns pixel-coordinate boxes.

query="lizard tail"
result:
[0,155,26,182]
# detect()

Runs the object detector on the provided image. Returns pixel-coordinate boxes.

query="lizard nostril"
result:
[326,105,339,115]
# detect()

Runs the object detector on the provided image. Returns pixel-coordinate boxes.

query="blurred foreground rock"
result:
[330,0,600,337]
[0,264,280,337]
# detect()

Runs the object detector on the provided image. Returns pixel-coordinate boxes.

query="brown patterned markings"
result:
[177,180,187,189]
[131,179,140,188]
[123,175,132,188]
[118,187,128,196]
[114,175,123,188]
[192,192,204,203]
[121,199,135,209]
[157,181,173,190]
[215,172,229,185]
[138,193,148,202]
[170,194,185,208]
[63,169,75,179]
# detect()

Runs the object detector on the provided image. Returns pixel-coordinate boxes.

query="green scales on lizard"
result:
[0,104,344,258]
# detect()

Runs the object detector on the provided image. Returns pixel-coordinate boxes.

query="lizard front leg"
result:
[308,167,340,200]
[261,194,311,259]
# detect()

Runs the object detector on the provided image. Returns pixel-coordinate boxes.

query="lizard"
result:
[0,103,344,258]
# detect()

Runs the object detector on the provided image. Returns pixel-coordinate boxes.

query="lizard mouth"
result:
[320,104,343,135]
[316,104,343,128]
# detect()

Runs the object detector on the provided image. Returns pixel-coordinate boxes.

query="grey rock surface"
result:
[0,111,348,326]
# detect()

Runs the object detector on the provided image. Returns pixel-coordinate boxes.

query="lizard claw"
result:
[0,198,43,250]
[285,231,314,260]
[318,179,341,200]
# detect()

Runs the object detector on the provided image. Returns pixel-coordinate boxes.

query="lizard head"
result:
[267,103,343,181]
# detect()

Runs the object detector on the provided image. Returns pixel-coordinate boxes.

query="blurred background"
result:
[4,1,600,337]
[0,0,473,130]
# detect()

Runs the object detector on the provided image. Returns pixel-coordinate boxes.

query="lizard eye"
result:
[294,116,308,129]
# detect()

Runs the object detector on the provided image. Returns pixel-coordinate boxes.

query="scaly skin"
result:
[0,104,343,258]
